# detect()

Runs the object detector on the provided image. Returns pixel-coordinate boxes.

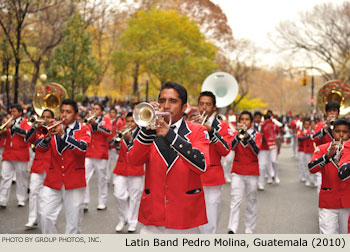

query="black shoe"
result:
[228,230,235,234]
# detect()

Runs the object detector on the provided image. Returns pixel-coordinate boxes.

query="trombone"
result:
[0,116,14,134]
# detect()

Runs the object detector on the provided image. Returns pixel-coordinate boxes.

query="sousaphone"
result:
[316,80,350,116]
[201,72,239,108]
[33,82,68,117]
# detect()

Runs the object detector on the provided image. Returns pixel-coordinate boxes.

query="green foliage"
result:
[47,13,101,99]
[235,94,267,111]
[112,8,217,99]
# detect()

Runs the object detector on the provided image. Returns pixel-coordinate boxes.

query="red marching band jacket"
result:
[113,128,144,176]
[85,115,112,160]
[0,136,5,148]
[1,117,31,162]
[260,118,280,151]
[25,128,51,174]
[308,142,350,209]
[231,129,262,176]
[200,118,233,186]
[108,117,118,150]
[298,128,315,154]
[36,121,91,190]
[312,121,333,146]
[127,119,210,229]
[290,119,297,137]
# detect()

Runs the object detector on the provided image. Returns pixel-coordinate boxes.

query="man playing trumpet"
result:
[83,103,112,211]
[192,91,233,234]
[36,99,91,234]
[0,104,31,209]
[112,112,144,233]
[127,82,210,234]
[228,111,262,234]
[24,109,54,229]
[309,118,350,234]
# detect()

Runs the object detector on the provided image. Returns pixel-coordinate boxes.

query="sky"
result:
[211,0,347,67]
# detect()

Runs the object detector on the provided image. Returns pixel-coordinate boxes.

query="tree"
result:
[0,0,57,103]
[216,39,258,111]
[135,0,235,51]
[22,1,75,94]
[112,9,217,102]
[274,1,350,83]
[47,13,101,99]
[235,94,266,111]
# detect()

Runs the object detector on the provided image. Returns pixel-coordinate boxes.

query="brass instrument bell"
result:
[316,80,350,116]
[33,82,68,117]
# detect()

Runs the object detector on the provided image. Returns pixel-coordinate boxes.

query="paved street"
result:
[0,143,319,234]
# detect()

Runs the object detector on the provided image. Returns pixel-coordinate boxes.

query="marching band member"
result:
[228,111,261,234]
[289,115,299,157]
[0,104,31,208]
[37,99,91,234]
[24,109,54,229]
[193,91,233,234]
[312,101,339,146]
[127,82,210,234]
[106,107,119,183]
[258,110,280,190]
[222,109,237,183]
[112,112,144,233]
[298,118,316,187]
[83,104,112,211]
[312,102,340,194]
[309,118,350,234]
[253,111,263,132]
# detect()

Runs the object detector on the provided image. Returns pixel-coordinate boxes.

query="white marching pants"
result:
[113,174,144,229]
[140,225,200,234]
[201,185,223,234]
[228,173,258,233]
[106,149,118,182]
[40,185,85,234]
[27,172,45,224]
[292,136,298,156]
[0,160,29,205]
[303,152,315,185]
[319,208,350,234]
[298,151,305,181]
[221,151,234,182]
[258,148,278,187]
[84,158,108,206]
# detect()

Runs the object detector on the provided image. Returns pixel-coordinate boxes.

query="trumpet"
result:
[200,111,209,125]
[28,115,46,127]
[238,124,248,140]
[133,102,171,130]
[83,113,97,124]
[114,127,132,142]
[37,118,65,138]
[334,139,344,164]
[329,117,336,130]
[0,116,14,134]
